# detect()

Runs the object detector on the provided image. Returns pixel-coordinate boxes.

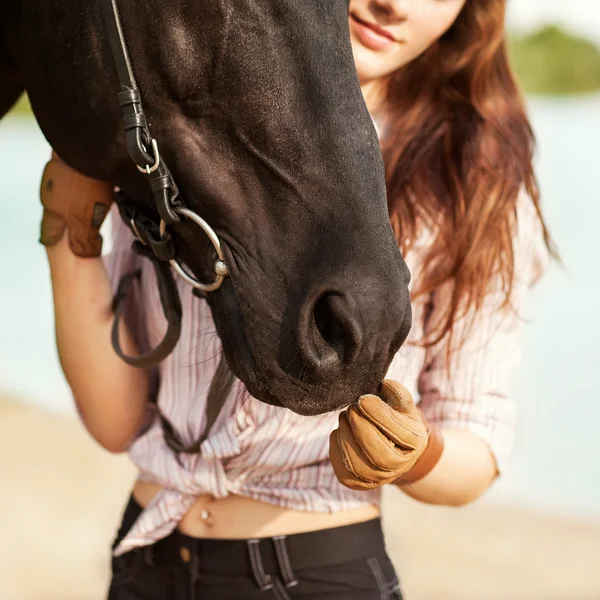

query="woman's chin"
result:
[352,50,402,86]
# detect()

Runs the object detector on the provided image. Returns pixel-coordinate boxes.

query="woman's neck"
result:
[360,78,386,117]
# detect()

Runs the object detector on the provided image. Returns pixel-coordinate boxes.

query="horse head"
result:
[10,0,412,415]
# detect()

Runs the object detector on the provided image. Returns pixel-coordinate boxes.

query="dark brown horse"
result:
[0,0,412,416]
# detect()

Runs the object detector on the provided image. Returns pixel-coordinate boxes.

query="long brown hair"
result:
[381,0,557,352]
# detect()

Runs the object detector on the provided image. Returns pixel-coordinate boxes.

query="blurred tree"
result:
[509,25,600,96]
[10,93,31,115]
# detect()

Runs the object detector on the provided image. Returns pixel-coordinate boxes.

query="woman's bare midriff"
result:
[133,479,380,539]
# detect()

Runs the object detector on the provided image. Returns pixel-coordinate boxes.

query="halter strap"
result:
[101,0,233,452]
[100,0,181,224]
[110,243,182,368]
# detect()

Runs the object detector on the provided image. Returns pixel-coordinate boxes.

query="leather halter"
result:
[101,0,181,226]
[101,0,230,367]
[101,0,235,451]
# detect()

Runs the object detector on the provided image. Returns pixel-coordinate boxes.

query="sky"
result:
[507,0,600,43]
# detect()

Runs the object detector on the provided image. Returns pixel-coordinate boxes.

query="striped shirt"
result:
[105,192,547,557]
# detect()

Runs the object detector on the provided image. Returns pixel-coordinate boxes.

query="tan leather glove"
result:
[40,152,114,257]
[329,380,444,490]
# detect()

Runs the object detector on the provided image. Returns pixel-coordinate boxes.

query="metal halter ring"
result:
[136,138,161,174]
[159,207,229,293]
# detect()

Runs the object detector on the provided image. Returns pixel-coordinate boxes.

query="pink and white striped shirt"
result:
[105,192,547,557]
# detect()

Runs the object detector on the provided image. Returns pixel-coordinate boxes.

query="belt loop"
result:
[273,536,298,588]
[142,545,154,567]
[247,539,274,591]
[189,552,200,600]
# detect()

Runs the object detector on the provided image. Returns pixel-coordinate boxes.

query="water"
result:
[487,95,600,518]
[1,97,599,518]
[0,119,72,412]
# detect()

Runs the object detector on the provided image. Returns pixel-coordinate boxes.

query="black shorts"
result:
[107,495,403,600]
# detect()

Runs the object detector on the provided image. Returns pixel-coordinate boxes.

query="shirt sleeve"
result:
[102,205,141,293]
[417,193,550,473]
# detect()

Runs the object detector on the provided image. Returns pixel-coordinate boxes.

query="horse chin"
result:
[275,369,379,416]
[250,373,362,416]
[231,348,372,416]
[278,396,352,417]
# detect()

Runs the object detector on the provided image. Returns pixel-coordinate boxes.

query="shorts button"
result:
[179,546,191,563]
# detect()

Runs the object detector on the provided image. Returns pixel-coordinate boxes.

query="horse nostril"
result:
[311,293,362,368]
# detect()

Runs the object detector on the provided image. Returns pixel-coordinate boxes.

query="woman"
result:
[41,0,555,598]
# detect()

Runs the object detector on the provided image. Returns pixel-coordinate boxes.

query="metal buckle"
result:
[136,138,161,174]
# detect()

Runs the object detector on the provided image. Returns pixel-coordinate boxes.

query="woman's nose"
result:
[369,0,409,23]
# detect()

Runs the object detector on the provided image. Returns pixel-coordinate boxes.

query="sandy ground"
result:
[1,397,599,600]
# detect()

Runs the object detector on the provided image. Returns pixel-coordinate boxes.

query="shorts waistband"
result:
[117,495,387,578]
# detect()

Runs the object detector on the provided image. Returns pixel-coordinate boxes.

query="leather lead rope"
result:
[110,220,234,453]
[156,354,236,458]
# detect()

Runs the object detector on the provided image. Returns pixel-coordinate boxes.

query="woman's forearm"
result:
[46,235,149,453]
[395,428,498,506]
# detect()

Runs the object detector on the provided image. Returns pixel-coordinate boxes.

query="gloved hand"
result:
[40,151,114,257]
[329,380,444,490]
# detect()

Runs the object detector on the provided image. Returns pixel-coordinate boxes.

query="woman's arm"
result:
[396,428,497,506]
[47,235,149,453]
[399,192,552,506]
[330,381,497,506]
[40,152,150,453]
[331,196,549,504]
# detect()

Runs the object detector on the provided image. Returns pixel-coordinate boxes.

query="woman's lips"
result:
[350,13,400,51]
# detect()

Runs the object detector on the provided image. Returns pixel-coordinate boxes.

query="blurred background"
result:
[1,1,599,599]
